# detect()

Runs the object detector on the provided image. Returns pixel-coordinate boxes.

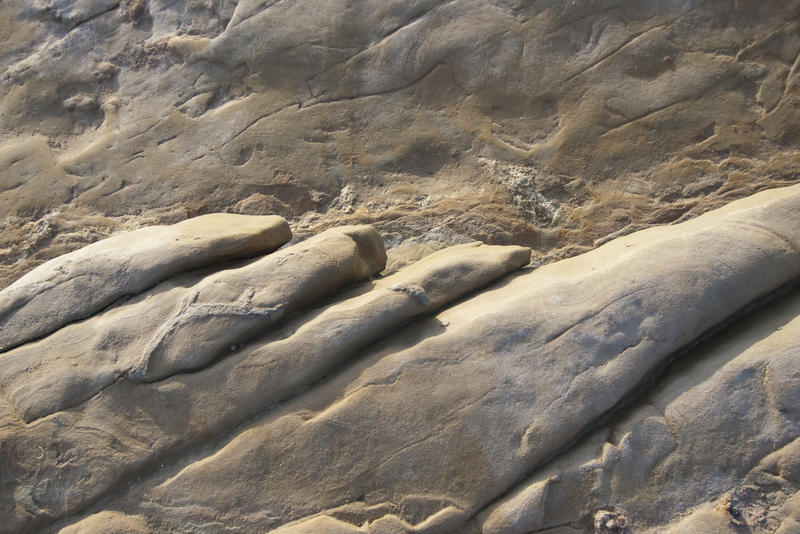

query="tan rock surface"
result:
[476,288,800,533]
[0,222,531,532]
[58,511,151,534]
[0,185,797,533]
[0,213,290,351]
[2,0,800,287]
[0,224,385,423]
[3,1,800,532]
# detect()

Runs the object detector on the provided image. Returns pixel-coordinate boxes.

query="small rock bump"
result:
[593,509,628,534]
[63,94,99,112]
[93,61,119,82]
[389,283,431,306]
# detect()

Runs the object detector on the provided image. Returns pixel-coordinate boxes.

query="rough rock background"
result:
[3,1,800,533]
[2,0,800,288]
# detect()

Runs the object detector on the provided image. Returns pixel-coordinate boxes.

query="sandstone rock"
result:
[0,213,290,352]
[0,224,384,423]
[476,287,800,533]
[34,0,120,27]
[124,184,796,533]
[0,232,529,532]
[2,0,800,288]
[384,227,477,274]
[0,184,789,534]
[128,224,387,382]
[3,1,800,531]
[58,511,150,534]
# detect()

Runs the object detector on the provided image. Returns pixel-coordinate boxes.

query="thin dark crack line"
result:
[564,8,693,83]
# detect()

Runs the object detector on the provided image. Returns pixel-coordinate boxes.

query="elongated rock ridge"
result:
[142,183,799,534]
[128,224,387,382]
[0,185,799,534]
[476,292,800,534]
[0,214,291,352]
[0,224,385,423]
[0,229,530,532]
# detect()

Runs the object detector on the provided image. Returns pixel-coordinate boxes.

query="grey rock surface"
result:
[0,185,797,533]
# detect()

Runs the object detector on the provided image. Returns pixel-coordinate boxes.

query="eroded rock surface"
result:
[2,0,800,288]
[475,291,800,534]
[0,224,385,423]
[0,213,290,351]
[0,185,798,533]
[3,2,800,529]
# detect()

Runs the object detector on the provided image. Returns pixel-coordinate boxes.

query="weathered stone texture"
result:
[2,0,800,287]
[0,185,798,533]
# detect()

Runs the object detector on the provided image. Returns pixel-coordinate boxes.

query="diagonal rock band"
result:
[1,183,799,533]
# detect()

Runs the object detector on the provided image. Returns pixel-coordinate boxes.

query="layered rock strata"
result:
[476,289,800,534]
[0,224,386,423]
[0,213,290,351]
[0,184,798,533]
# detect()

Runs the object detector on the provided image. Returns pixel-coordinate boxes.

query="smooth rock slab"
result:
[82,184,800,532]
[58,511,150,534]
[0,225,385,422]
[0,213,291,352]
[477,286,800,533]
[128,224,387,382]
[3,185,800,533]
[0,240,529,532]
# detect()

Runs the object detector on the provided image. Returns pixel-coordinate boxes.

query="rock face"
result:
[0,213,290,351]
[0,184,799,533]
[2,0,800,288]
[0,224,385,423]
[3,1,800,532]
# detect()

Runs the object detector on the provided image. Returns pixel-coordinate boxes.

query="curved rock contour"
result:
[0,184,799,533]
[0,214,291,352]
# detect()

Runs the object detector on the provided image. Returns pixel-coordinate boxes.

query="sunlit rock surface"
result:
[0,213,290,351]
[2,0,800,287]
[0,184,798,533]
[2,1,800,532]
